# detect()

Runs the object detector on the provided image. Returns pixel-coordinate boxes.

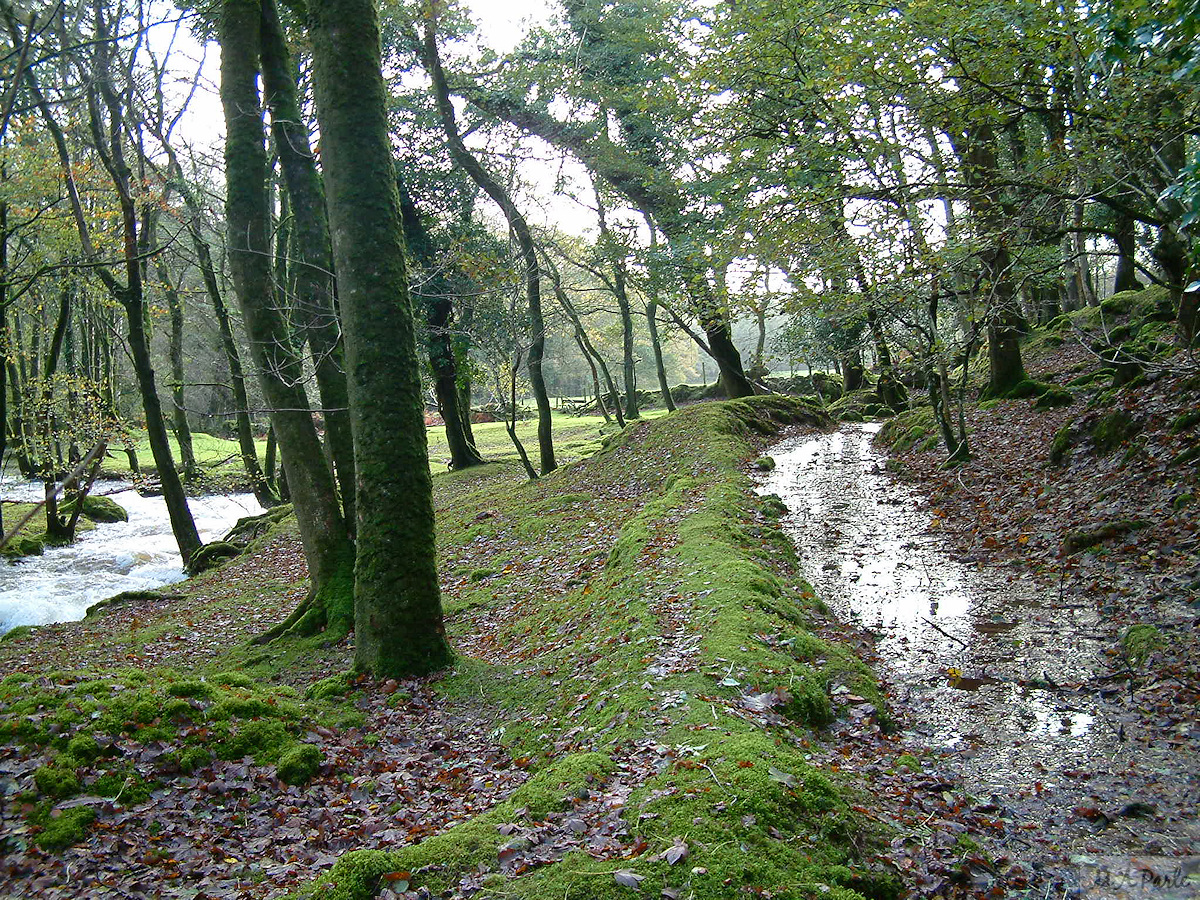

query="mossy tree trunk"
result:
[423,23,556,474]
[220,0,354,631]
[959,118,1026,400]
[259,0,357,527]
[307,0,452,676]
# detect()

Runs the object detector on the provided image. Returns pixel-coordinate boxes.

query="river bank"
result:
[751,396,1197,897]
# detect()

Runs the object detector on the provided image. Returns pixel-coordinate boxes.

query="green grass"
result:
[299,397,894,900]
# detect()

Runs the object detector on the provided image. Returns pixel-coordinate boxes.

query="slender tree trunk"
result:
[157,261,198,481]
[221,0,354,631]
[1112,213,1143,294]
[308,0,451,675]
[456,298,477,446]
[396,174,483,469]
[574,331,610,423]
[259,0,357,526]
[195,233,274,506]
[645,299,675,412]
[615,265,639,420]
[423,25,555,474]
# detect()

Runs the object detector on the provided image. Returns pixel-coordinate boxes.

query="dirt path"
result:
[758,424,1199,898]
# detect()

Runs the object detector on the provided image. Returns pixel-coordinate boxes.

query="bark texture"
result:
[308,0,451,676]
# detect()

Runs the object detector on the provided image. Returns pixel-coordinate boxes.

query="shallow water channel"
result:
[757,424,1199,897]
[0,480,261,634]
[757,423,1101,760]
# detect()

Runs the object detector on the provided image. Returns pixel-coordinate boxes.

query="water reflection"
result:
[756,423,1098,750]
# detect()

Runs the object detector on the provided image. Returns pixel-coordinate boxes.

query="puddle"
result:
[756,423,1104,753]
[756,423,1200,893]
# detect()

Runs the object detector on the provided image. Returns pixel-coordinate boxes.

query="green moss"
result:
[2,535,45,558]
[166,680,217,700]
[895,753,921,772]
[1,625,35,643]
[1062,519,1150,554]
[179,746,211,774]
[753,455,776,471]
[1091,410,1140,454]
[66,733,102,762]
[277,743,322,785]
[1120,624,1163,666]
[1171,411,1200,434]
[60,494,128,523]
[216,719,294,763]
[1033,387,1074,410]
[307,674,355,701]
[34,764,80,799]
[190,540,242,573]
[31,804,95,851]
[212,672,255,689]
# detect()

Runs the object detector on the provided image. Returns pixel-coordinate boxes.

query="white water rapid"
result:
[0,481,262,634]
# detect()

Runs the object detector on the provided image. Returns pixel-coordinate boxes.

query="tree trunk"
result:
[196,233,274,506]
[423,25,555,474]
[157,261,198,481]
[221,0,355,631]
[396,174,484,469]
[1112,213,1143,294]
[259,0,357,526]
[615,264,639,420]
[574,331,610,423]
[645,299,675,412]
[308,0,452,675]
[866,310,906,409]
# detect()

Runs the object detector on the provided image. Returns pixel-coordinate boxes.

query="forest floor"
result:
[1,288,1196,900]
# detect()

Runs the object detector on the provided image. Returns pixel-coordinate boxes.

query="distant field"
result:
[98,408,671,487]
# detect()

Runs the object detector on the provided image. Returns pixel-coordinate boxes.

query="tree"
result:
[220,0,355,633]
[421,15,556,475]
[307,0,452,676]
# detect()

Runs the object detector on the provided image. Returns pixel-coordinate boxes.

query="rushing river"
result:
[0,481,262,634]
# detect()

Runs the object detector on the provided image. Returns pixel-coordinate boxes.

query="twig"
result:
[920,617,969,647]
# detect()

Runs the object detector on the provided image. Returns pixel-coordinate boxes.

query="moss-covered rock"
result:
[1033,387,1074,409]
[189,541,242,573]
[1091,410,1141,454]
[1062,519,1150,554]
[60,494,128,523]
[1,535,45,559]
[1120,624,1163,666]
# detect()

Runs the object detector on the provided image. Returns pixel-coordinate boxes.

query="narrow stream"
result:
[757,423,1199,897]
[0,481,262,634]
[758,423,1102,759]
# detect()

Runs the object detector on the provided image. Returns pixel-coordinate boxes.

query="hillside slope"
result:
[0,398,899,900]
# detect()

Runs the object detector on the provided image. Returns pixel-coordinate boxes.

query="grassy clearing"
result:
[97,409,649,488]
